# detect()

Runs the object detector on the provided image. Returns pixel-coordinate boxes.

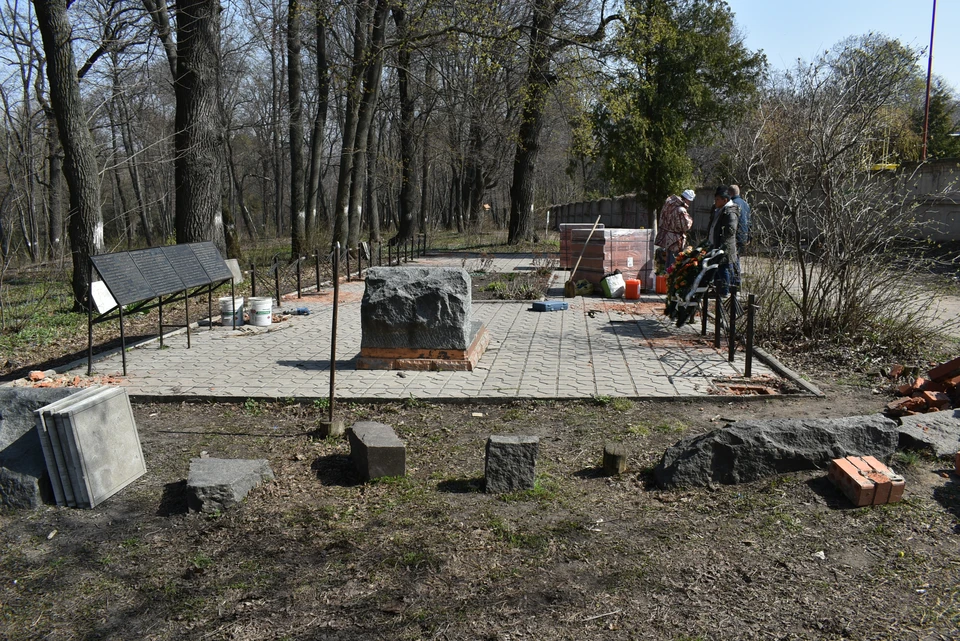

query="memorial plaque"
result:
[189,242,233,282]
[91,253,156,306]
[162,244,210,288]
[130,247,185,297]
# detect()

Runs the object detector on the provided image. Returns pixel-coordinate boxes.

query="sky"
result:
[724,0,960,91]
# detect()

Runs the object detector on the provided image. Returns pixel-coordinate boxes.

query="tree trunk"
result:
[44,111,64,260]
[332,0,372,248]
[507,0,558,244]
[347,0,387,248]
[366,117,380,243]
[174,0,225,251]
[390,4,417,245]
[305,3,330,239]
[288,0,306,257]
[33,0,103,310]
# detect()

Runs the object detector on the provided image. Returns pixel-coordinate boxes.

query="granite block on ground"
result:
[654,414,899,488]
[485,435,539,493]
[361,267,472,350]
[348,421,406,481]
[0,388,77,508]
[187,458,274,513]
[897,410,960,458]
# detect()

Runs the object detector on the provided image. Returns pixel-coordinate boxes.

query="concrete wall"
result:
[551,160,960,241]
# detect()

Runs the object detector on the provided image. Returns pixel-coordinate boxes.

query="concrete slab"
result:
[55,387,146,508]
[36,386,110,506]
[187,458,274,513]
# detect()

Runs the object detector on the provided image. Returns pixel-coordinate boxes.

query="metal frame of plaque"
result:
[87,242,237,375]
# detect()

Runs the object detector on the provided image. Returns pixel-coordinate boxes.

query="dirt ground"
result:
[1,383,958,641]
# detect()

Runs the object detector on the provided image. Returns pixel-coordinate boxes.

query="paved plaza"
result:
[68,253,795,402]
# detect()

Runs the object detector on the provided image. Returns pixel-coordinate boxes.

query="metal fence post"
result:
[728,285,738,363]
[273,257,281,309]
[714,287,721,349]
[296,257,302,298]
[315,251,320,291]
[745,294,757,377]
[251,263,257,298]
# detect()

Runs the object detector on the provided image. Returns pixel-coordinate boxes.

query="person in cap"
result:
[655,189,696,272]
[708,185,740,296]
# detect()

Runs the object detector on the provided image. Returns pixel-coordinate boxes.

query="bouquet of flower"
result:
[665,246,705,303]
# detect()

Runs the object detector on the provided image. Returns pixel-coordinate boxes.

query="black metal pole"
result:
[231,279,237,329]
[745,294,756,378]
[159,297,164,349]
[701,293,708,336]
[728,285,738,363]
[296,257,302,298]
[378,242,383,266]
[119,304,127,376]
[388,243,392,266]
[274,258,281,309]
[345,248,351,281]
[185,289,191,349]
[922,0,938,161]
[714,287,721,348]
[87,261,93,375]
[315,251,321,291]
[329,243,340,422]
[251,263,257,298]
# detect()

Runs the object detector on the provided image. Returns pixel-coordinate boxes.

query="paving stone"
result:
[187,458,274,513]
[485,435,539,493]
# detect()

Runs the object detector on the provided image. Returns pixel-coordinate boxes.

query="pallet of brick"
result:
[827,456,905,507]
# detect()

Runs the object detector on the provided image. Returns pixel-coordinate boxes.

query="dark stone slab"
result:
[186,458,274,513]
[485,435,539,493]
[361,267,472,351]
[0,388,78,508]
[91,252,156,306]
[898,410,960,458]
[654,415,899,489]
[349,422,405,481]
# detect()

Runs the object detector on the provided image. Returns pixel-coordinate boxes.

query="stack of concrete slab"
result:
[35,386,146,508]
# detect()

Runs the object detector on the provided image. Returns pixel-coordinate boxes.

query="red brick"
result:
[929,356,960,382]
[828,458,875,507]
[888,364,904,379]
[862,456,906,503]
[921,390,951,409]
[887,396,926,414]
[866,471,892,505]
[913,376,927,391]
[955,451,960,476]
[942,374,960,390]
[897,383,913,396]
[921,380,947,393]
[27,370,45,381]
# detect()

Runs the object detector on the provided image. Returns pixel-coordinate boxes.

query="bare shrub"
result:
[729,36,959,361]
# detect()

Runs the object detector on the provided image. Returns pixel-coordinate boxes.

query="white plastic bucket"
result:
[249,297,273,326]
[220,297,244,327]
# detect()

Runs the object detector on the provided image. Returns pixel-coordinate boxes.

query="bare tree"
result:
[33,0,103,309]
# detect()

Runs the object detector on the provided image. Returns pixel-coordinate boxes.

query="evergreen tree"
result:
[591,0,764,224]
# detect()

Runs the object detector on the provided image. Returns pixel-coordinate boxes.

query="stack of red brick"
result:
[828,456,905,507]
[885,356,960,416]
